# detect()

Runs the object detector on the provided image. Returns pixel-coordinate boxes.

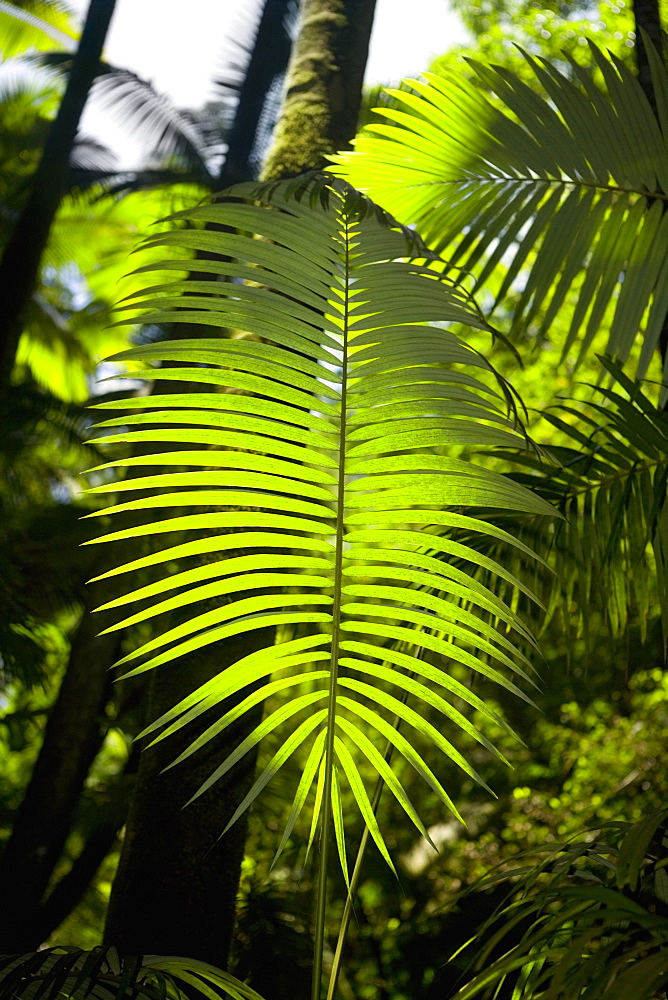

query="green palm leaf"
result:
[0,1,77,59]
[506,360,668,646]
[447,811,668,1000]
[85,176,554,871]
[330,42,668,381]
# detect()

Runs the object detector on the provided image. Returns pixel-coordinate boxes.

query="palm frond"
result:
[0,1,76,59]
[90,64,218,181]
[69,134,117,173]
[65,168,210,199]
[84,175,554,871]
[493,359,668,647]
[91,64,217,179]
[0,947,266,1000]
[330,41,668,381]
[35,52,218,181]
[447,810,668,1000]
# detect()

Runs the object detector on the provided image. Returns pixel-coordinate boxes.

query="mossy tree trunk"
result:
[262,0,377,180]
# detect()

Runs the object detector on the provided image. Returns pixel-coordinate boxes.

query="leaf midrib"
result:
[397,176,667,202]
[312,210,354,1000]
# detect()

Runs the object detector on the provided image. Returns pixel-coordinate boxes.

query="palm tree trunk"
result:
[633,0,663,114]
[217,0,293,189]
[30,821,123,948]
[262,0,377,180]
[0,569,122,952]
[631,0,668,367]
[24,744,140,949]
[0,0,117,403]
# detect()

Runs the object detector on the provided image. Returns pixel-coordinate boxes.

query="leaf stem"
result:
[326,687,410,1000]
[325,771,382,1000]
[311,206,351,1000]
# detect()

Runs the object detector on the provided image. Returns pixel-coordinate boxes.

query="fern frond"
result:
[85,177,554,870]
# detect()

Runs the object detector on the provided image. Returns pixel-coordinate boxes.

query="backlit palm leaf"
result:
[0,1,76,59]
[84,176,554,869]
[468,360,668,647]
[331,41,668,381]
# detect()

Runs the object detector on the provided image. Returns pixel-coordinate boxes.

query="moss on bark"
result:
[262,0,377,181]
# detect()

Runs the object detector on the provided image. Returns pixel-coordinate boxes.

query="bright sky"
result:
[67,0,470,165]
[79,0,470,100]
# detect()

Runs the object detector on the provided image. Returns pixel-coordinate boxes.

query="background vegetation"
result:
[1,1,667,998]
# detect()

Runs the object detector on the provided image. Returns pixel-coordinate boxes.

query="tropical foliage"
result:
[2,1,668,999]
[447,810,668,999]
[507,358,668,645]
[331,37,668,384]
[0,947,265,1000]
[83,178,554,994]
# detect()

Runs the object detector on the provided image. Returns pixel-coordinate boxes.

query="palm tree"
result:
[80,171,552,1000]
[3,13,668,1000]
[84,32,668,1000]
[0,0,118,403]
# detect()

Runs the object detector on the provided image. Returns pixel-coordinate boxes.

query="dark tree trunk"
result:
[217,0,293,189]
[631,0,668,367]
[261,0,377,180]
[26,739,138,950]
[633,0,663,113]
[30,822,122,947]
[0,0,117,402]
[102,628,271,967]
[0,570,122,952]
